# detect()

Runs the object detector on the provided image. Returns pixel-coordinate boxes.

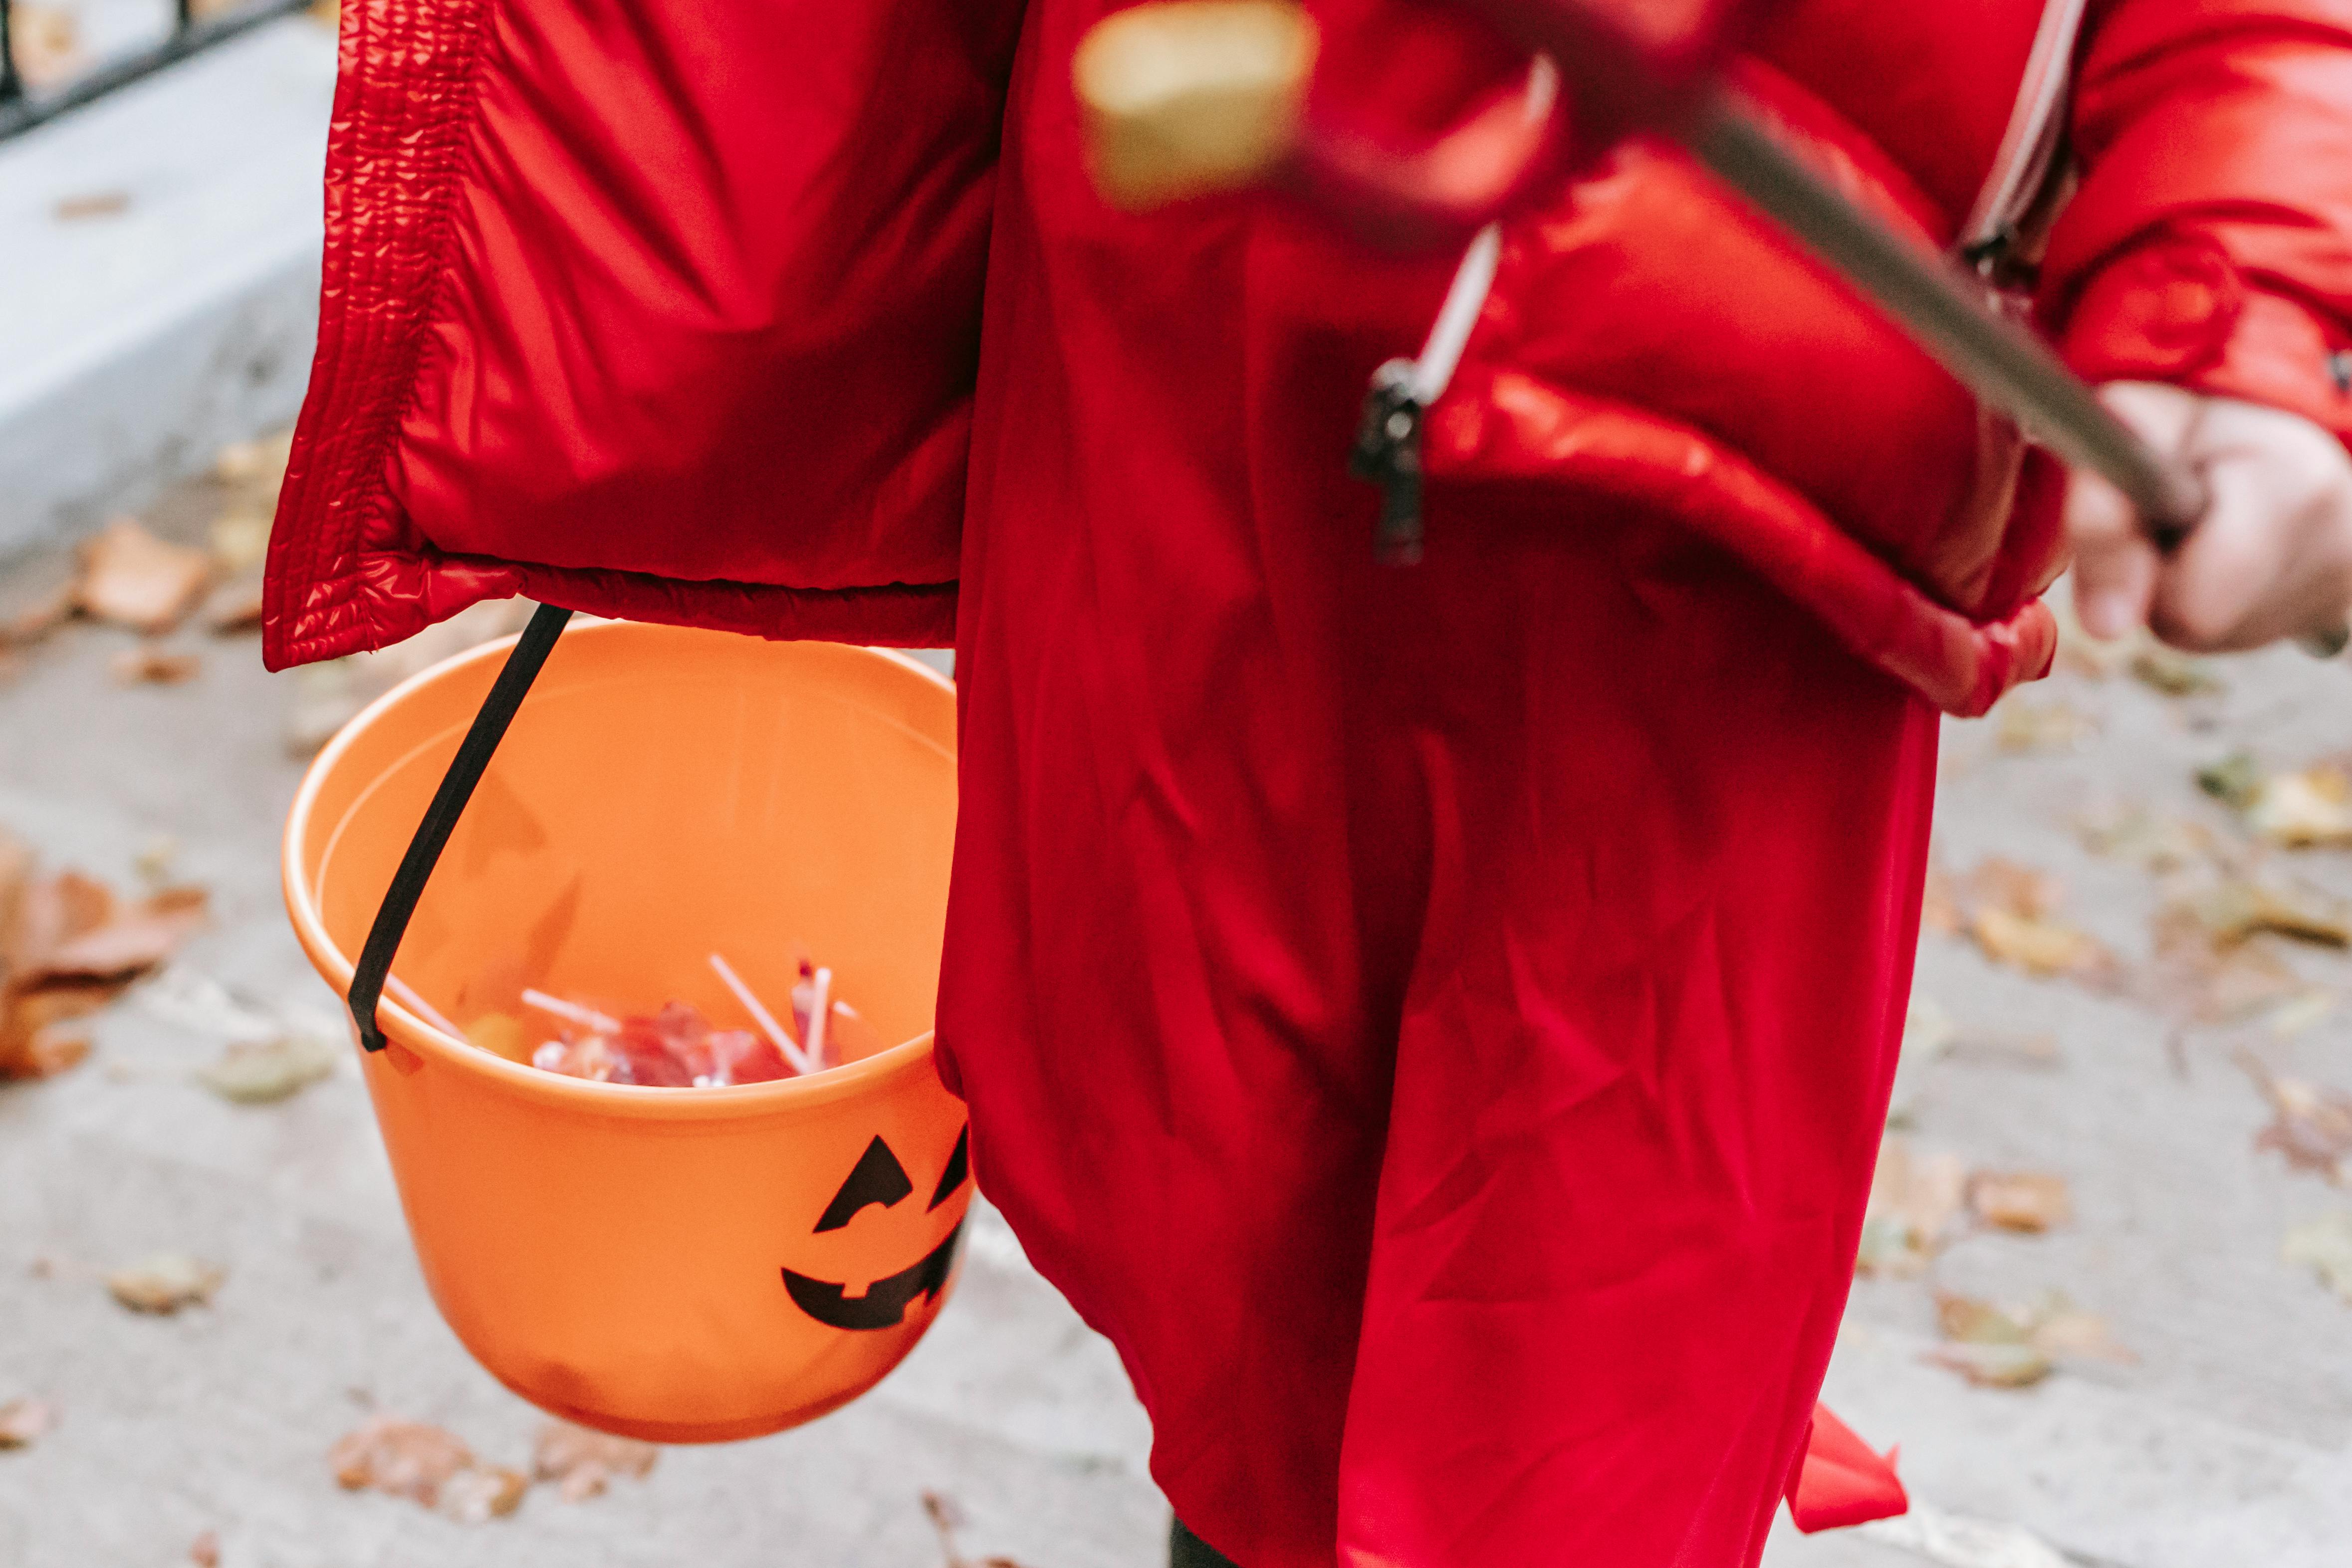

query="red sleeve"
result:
[2043,0,2352,440]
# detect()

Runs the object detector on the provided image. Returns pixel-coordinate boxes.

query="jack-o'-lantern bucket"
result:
[282,616,968,1442]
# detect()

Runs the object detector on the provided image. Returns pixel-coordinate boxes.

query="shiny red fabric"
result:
[260,0,1021,668]
[1785,1406,1907,1532]
[261,0,2352,1563]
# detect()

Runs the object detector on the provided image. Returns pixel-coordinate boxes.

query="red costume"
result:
[262,0,2352,1562]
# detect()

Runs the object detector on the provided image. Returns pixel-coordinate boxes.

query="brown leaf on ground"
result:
[54,190,129,221]
[1928,1291,2129,1388]
[1968,1171,2072,1233]
[1973,906,2112,979]
[441,1464,530,1523]
[331,1415,475,1508]
[198,1032,338,1105]
[209,510,272,576]
[76,520,213,634]
[2198,752,2352,848]
[11,4,82,89]
[1856,1136,1967,1278]
[532,1419,659,1502]
[922,1490,1037,1568]
[1925,1341,2053,1388]
[2283,1213,2352,1303]
[1,577,76,648]
[2247,766,2352,850]
[204,575,266,634]
[188,1529,220,1567]
[2129,645,2222,696]
[213,432,293,489]
[1920,863,1961,936]
[0,1395,58,1448]
[2031,1304,2137,1364]
[1995,699,2093,753]
[2238,1051,2352,1184]
[2189,881,2352,949]
[2079,806,2214,873]
[1965,858,2064,921]
[0,835,187,1078]
[12,881,208,984]
[106,1254,225,1314]
[2147,901,2311,1025]
[1951,860,2118,982]
[110,646,201,685]
[2198,750,2266,811]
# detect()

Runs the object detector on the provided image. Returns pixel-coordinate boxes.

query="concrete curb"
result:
[0,15,334,558]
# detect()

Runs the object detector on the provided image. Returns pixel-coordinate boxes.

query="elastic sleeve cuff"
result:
[2055,235,2352,442]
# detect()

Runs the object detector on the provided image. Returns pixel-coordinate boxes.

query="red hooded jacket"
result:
[263,0,2352,1563]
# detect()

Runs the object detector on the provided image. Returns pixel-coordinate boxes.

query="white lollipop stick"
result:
[804,967,832,1068]
[384,974,464,1039]
[520,988,621,1034]
[708,953,815,1076]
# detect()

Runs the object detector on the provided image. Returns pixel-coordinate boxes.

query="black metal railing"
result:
[0,0,318,142]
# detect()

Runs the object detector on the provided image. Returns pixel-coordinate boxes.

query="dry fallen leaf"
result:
[2078,805,2214,873]
[198,1032,338,1104]
[106,1254,226,1314]
[0,1395,57,1448]
[1966,858,2064,921]
[532,1419,658,1502]
[2198,750,2265,812]
[1920,863,1961,936]
[331,1415,474,1507]
[204,576,266,634]
[1968,1171,2072,1233]
[2147,900,2308,1024]
[2193,880,2352,948]
[2129,644,2222,696]
[922,1490,1036,1568]
[1949,858,2119,983]
[54,190,129,221]
[76,520,213,634]
[110,645,201,685]
[2247,766,2352,850]
[2198,752,2352,848]
[2238,1052,2352,1184]
[2283,1213,2352,1303]
[1973,907,2111,979]
[0,836,197,1078]
[1927,1291,2129,1388]
[1995,699,2093,753]
[441,1464,530,1523]
[11,4,82,89]
[1857,1136,1967,1278]
[189,1529,221,1568]
[214,433,293,489]
[1925,1340,2052,1389]
[1,576,76,648]
[209,509,272,576]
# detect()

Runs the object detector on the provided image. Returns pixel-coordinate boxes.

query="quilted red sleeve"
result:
[2043,0,2352,441]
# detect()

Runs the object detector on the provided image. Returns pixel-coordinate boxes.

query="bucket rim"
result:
[280,617,957,1120]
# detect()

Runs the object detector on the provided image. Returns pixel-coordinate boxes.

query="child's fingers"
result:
[2062,383,2204,640]
[2064,466,2157,639]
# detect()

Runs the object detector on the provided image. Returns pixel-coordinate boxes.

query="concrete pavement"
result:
[1,483,2348,1567]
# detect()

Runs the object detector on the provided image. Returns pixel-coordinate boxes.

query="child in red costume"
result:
[261,0,2352,1563]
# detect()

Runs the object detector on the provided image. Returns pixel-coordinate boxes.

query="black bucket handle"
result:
[347,602,574,1051]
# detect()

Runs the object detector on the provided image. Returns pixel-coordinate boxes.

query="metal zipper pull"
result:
[1350,361,1425,565]
[1347,224,1500,565]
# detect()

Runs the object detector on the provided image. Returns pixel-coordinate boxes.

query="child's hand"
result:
[2066,382,2352,652]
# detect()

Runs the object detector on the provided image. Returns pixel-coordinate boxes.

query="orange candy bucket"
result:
[282,620,969,1442]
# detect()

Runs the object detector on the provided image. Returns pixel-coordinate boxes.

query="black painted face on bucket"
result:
[781,1127,969,1332]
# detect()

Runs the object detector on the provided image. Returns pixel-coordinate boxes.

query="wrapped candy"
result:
[461,953,882,1087]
